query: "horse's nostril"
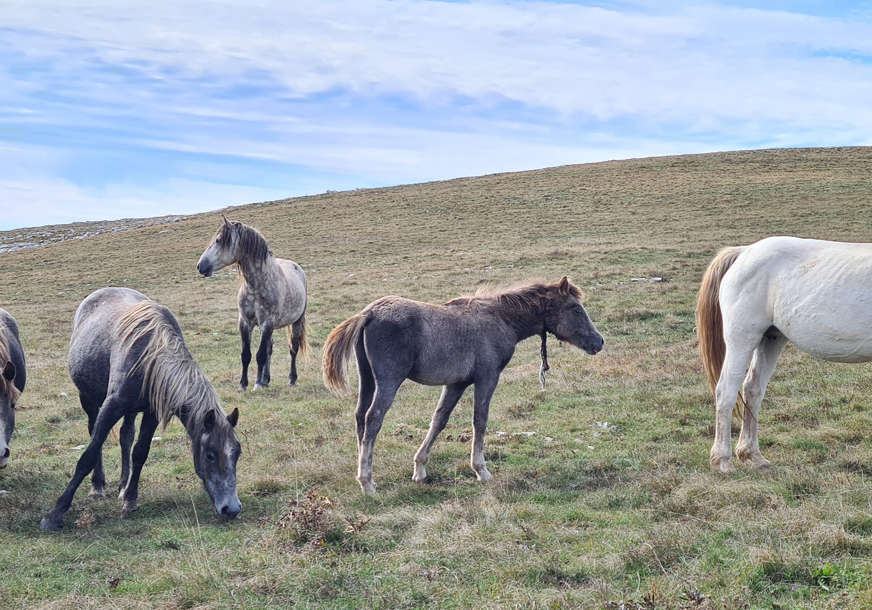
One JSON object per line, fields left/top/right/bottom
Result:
{"left": 220, "top": 504, "right": 241, "bottom": 519}
{"left": 2, "top": 447, "right": 9, "bottom": 458}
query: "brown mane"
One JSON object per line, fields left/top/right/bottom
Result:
{"left": 447, "top": 279, "right": 581, "bottom": 317}
{"left": 0, "top": 326, "right": 20, "bottom": 403}
{"left": 116, "top": 301, "right": 221, "bottom": 429}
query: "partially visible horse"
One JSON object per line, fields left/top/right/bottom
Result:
{"left": 40, "top": 287, "right": 241, "bottom": 531}
{"left": 323, "top": 277, "right": 604, "bottom": 494}
{"left": 0, "top": 308, "right": 26, "bottom": 469}
{"left": 698, "top": 236, "right": 872, "bottom": 473}
{"left": 197, "top": 216, "right": 308, "bottom": 390}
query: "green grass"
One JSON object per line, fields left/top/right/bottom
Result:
{"left": 3, "top": 147, "right": 872, "bottom": 607}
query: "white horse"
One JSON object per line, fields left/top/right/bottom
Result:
{"left": 197, "top": 216, "right": 308, "bottom": 391}
{"left": 697, "top": 236, "right": 872, "bottom": 473}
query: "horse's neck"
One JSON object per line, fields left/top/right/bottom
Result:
{"left": 237, "top": 254, "right": 277, "bottom": 290}
{"left": 492, "top": 302, "right": 545, "bottom": 343}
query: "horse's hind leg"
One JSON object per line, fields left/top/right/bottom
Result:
{"left": 41, "top": 395, "right": 125, "bottom": 531}
{"left": 288, "top": 313, "right": 305, "bottom": 386}
{"left": 239, "top": 317, "right": 252, "bottom": 392}
{"left": 254, "top": 322, "right": 274, "bottom": 390}
{"left": 80, "top": 394, "right": 107, "bottom": 498}
{"left": 117, "top": 413, "right": 136, "bottom": 494}
{"left": 413, "top": 383, "right": 468, "bottom": 483}
{"left": 354, "top": 337, "right": 375, "bottom": 451}
{"left": 470, "top": 376, "right": 499, "bottom": 482}
{"left": 120, "top": 411, "right": 159, "bottom": 517}
{"left": 358, "top": 381, "right": 401, "bottom": 495}
{"left": 711, "top": 337, "right": 758, "bottom": 474}
{"left": 736, "top": 333, "right": 787, "bottom": 469}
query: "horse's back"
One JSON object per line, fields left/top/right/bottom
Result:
{"left": 363, "top": 297, "right": 502, "bottom": 385}
{"left": 723, "top": 236, "right": 872, "bottom": 361}
{"left": 69, "top": 287, "right": 151, "bottom": 399}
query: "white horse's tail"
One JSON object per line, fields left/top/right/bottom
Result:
{"left": 697, "top": 246, "right": 746, "bottom": 417}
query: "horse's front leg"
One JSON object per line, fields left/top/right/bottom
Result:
{"left": 736, "top": 335, "right": 786, "bottom": 469}
{"left": 239, "top": 317, "right": 252, "bottom": 392}
{"left": 120, "top": 411, "right": 159, "bottom": 517}
{"left": 471, "top": 375, "right": 499, "bottom": 482}
{"left": 41, "top": 396, "right": 125, "bottom": 531}
{"left": 254, "top": 322, "right": 274, "bottom": 390}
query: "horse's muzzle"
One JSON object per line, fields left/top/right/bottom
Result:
{"left": 584, "top": 335, "right": 604, "bottom": 355}
{"left": 197, "top": 261, "right": 213, "bottom": 277}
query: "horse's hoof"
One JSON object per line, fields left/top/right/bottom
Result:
{"left": 359, "top": 480, "right": 377, "bottom": 495}
{"left": 751, "top": 456, "right": 771, "bottom": 470}
{"left": 40, "top": 516, "right": 61, "bottom": 532}
{"left": 88, "top": 488, "right": 105, "bottom": 498}
{"left": 237, "top": 385, "right": 247, "bottom": 393}
{"left": 253, "top": 383, "right": 267, "bottom": 391}
{"left": 412, "top": 466, "right": 427, "bottom": 483}
{"left": 288, "top": 378, "right": 297, "bottom": 387}
{"left": 710, "top": 458, "right": 735, "bottom": 474}
{"left": 475, "top": 468, "right": 493, "bottom": 482}
{"left": 121, "top": 501, "right": 138, "bottom": 518}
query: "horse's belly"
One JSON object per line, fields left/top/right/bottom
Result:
{"left": 408, "top": 358, "right": 473, "bottom": 386}
{"left": 778, "top": 314, "right": 872, "bottom": 363}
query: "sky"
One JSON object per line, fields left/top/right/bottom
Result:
{"left": 2, "top": 1, "right": 872, "bottom": 230}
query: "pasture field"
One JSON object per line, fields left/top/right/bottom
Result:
{"left": 2, "top": 147, "right": 872, "bottom": 608}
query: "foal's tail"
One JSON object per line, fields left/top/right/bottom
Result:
{"left": 696, "top": 246, "right": 746, "bottom": 416}
{"left": 322, "top": 312, "right": 367, "bottom": 395}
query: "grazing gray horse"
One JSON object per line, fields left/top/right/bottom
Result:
{"left": 40, "top": 287, "right": 241, "bottom": 531}
{"left": 0, "top": 308, "right": 26, "bottom": 469}
{"left": 323, "top": 277, "right": 604, "bottom": 494}
{"left": 197, "top": 216, "right": 308, "bottom": 390}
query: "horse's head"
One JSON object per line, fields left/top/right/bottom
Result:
{"left": 546, "top": 277, "right": 604, "bottom": 355}
{"left": 190, "top": 406, "right": 242, "bottom": 519}
{"left": 0, "top": 360, "right": 19, "bottom": 468}
{"left": 197, "top": 215, "right": 240, "bottom": 277}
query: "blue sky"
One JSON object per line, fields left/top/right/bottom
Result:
{"left": 2, "top": 1, "right": 872, "bottom": 229}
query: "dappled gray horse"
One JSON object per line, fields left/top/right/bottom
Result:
{"left": 197, "top": 216, "right": 308, "bottom": 390}
{"left": 40, "top": 287, "right": 241, "bottom": 531}
{"left": 323, "top": 277, "right": 604, "bottom": 494}
{"left": 0, "top": 308, "right": 26, "bottom": 469}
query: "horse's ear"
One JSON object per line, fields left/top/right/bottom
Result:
{"left": 204, "top": 409, "right": 216, "bottom": 431}
{"left": 2, "top": 361, "right": 14, "bottom": 382}
{"left": 222, "top": 214, "right": 231, "bottom": 227}
{"left": 558, "top": 276, "right": 570, "bottom": 295}
{"left": 227, "top": 407, "right": 239, "bottom": 428}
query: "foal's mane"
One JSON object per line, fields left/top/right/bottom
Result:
{"left": 116, "top": 301, "right": 220, "bottom": 429}
{"left": 0, "top": 326, "right": 20, "bottom": 403}
{"left": 222, "top": 221, "right": 271, "bottom": 264}
{"left": 448, "top": 279, "right": 581, "bottom": 316}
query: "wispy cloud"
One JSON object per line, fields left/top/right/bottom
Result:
{"left": 2, "top": 1, "right": 872, "bottom": 228}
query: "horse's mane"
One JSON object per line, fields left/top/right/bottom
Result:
{"left": 116, "top": 301, "right": 220, "bottom": 429}
{"left": 447, "top": 279, "right": 581, "bottom": 316}
{"left": 0, "top": 326, "right": 20, "bottom": 404}
{"left": 222, "top": 221, "right": 271, "bottom": 264}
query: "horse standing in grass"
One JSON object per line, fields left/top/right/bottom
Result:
{"left": 197, "top": 216, "right": 308, "bottom": 391}
{"left": 40, "top": 287, "right": 241, "bottom": 531}
{"left": 698, "top": 236, "right": 872, "bottom": 474}
{"left": 323, "top": 277, "right": 604, "bottom": 495}
{"left": 0, "top": 308, "right": 26, "bottom": 469}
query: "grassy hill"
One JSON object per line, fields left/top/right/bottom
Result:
{"left": 2, "top": 146, "right": 872, "bottom": 607}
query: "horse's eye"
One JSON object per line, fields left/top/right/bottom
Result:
{"left": 206, "top": 451, "right": 217, "bottom": 463}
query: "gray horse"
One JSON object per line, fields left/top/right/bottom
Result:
{"left": 323, "top": 277, "right": 604, "bottom": 494}
{"left": 0, "top": 308, "right": 26, "bottom": 469}
{"left": 40, "top": 287, "right": 241, "bottom": 531}
{"left": 197, "top": 216, "right": 308, "bottom": 390}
